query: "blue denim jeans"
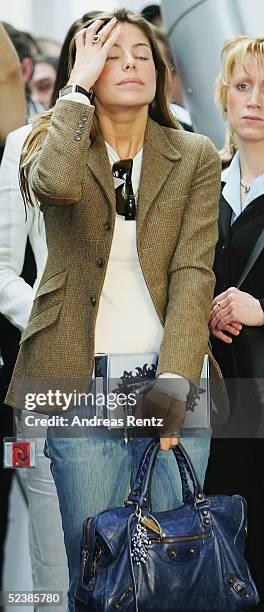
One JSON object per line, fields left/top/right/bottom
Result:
{"left": 44, "top": 408, "right": 210, "bottom": 612}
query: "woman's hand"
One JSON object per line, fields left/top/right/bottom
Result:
{"left": 160, "top": 436, "right": 179, "bottom": 451}
{"left": 68, "top": 18, "right": 122, "bottom": 92}
{"left": 135, "top": 383, "right": 184, "bottom": 451}
{"left": 209, "top": 321, "right": 242, "bottom": 344}
{"left": 210, "top": 287, "right": 264, "bottom": 343}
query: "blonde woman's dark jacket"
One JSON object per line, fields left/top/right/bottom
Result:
{"left": 6, "top": 99, "right": 222, "bottom": 413}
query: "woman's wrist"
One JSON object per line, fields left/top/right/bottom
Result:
{"left": 59, "top": 84, "right": 91, "bottom": 100}
{"left": 67, "top": 74, "right": 94, "bottom": 92}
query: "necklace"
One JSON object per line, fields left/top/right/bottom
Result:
{"left": 240, "top": 180, "right": 251, "bottom": 194}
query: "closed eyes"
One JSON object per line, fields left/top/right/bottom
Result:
{"left": 107, "top": 55, "right": 149, "bottom": 61}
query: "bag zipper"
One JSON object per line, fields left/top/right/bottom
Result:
{"left": 149, "top": 531, "right": 212, "bottom": 543}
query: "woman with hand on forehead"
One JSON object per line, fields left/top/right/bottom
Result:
{"left": 7, "top": 9, "right": 221, "bottom": 610}
{"left": 205, "top": 35, "right": 264, "bottom": 609}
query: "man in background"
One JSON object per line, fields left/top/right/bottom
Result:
{"left": 0, "top": 23, "right": 26, "bottom": 160}
{"left": 3, "top": 23, "right": 45, "bottom": 116}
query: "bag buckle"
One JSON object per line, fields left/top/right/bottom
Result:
{"left": 194, "top": 497, "right": 211, "bottom": 526}
{"left": 194, "top": 496, "right": 211, "bottom": 510}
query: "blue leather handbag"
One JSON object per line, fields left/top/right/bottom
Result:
{"left": 74, "top": 439, "right": 259, "bottom": 611}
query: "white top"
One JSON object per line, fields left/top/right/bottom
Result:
{"left": 0, "top": 124, "right": 47, "bottom": 332}
{"left": 94, "top": 142, "right": 164, "bottom": 354}
{"left": 222, "top": 150, "right": 264, "bottom": 224}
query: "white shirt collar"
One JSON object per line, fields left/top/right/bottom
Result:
{"left": 222, "top": 150, "right": 264, "bottom": 223}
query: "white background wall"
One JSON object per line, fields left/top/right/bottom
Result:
{"left": 0, "top": 0, "right": 155, "bottom": 41}
{"left": 0, "top": 0, "right": 33, "bottom": 31}
{"left": 235, "top": 0, "right": 264, "bottom": 36}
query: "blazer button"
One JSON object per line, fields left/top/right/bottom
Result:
{"left": 104, "top": 221, "right": 111, "bottom": 231}
{"left": 96, "top": 258, "right": 105, "bottom": 268}
{"left": 90, "top": 296, "right": 97, "bottom": 307}
{"left": 221, "top": 245, "right": 226, "bottom": 251}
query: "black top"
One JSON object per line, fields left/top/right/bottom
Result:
{"left": 214, "top": 188, "right": 264, "bottom": 303}
{"left": 212, "top": 187, "right": 264, "bottom": 380}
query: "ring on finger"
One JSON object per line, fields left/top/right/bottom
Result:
{"left": 217, "top": 302, "right": 224, "bottom": 310}
{"left": 93, "top": 34, "right": 101, "bottom": 44}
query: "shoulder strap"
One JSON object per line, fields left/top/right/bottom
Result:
{"left": 236, "top": 228, "right": 264, "bottom": 289}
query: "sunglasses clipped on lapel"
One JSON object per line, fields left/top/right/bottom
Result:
{"left": 112, "top": 159, "right": 136, "bottom": 220}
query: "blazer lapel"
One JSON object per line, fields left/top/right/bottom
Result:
{"left": 219, "top": 189, "right": 232, "bottom": 244}
{"left": 137, "top": 117, "right": 181, "bottom": 230}
{"left": 86, "top": 132, "right": 116, "bottom": 211}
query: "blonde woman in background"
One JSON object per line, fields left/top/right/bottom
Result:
{"left": 205, "top": 35, "right": 264, "bottom": 610}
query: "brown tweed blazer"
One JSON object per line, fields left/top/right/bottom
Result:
{"left": 6, "top": 99, "right": 223, "bottom": 413}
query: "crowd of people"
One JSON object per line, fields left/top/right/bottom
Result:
{"left": 0, "top": 4, "right": 263, "bottom": 612}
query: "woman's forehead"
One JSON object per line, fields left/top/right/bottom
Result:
{"left": 115, "top": 22, "right": 150, "bottom": 45}
{"left": 232, "top": 52, "right": 264, "bottom": 76}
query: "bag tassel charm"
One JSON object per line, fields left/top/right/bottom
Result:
{"left": 131, "top": 507, "right": 150, "bottom": 564}
{"left": 131, "top": 507, "right": 165, "bottom": 564}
